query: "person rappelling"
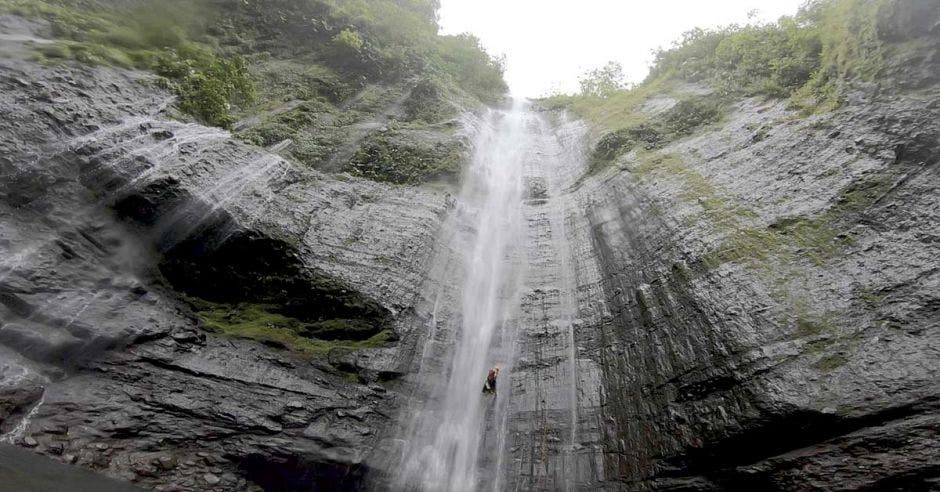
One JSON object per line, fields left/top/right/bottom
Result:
{"left": 481, "top": 366, "right": 500, "bottom": 394}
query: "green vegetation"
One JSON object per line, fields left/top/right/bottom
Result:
{"left": 588, "top": 96, "right": 724, "bottom": 171}
{"left": 187, "top": 298, "right": 395, "bottom": 357}
{"left": 794, "top": 313, "right": 839, "bottom": 338}
{"left": 629, "top": 152, "right": 754, "bottom": 229}
{"left": 705, "top": 176, "right": 890, "bottom": 268}
{"left": 832, "top": 175, "right": 892, "bottom": 212}
{"left": 805, "top": 338, "right": 835, "bottom": 353}
{"left": 578, "top": 61, "right": 627, "bottom": 97}
{"left": 746, "top": 123, "right": 773, "bottom": 142}
{"left": 623, "top": 151, "right": 885, "bottom": 270}
{"left": 630, "top": 152, "right": 684, "bottom": 177}
{"left": 153, "top": 47, "right": 254, "bottom": 128}
{"left": 3, "top": 0, "right": 256, "bottom": 127}
{"left": 3, "top": 0, "right": 507, "bottom": 139}
{"left": 210, "top": 0, "right": 506, "bottom": 102}
{"left": 542, "top": 0, "right": 937, "bottom": 173}
{"left": 249, "top": 60, "right": 352, "bottom": 106}
{"left": 814, "top": 353, "right": 849, "bottom": 370}
{"left": 434, "top": 33, "right": 508, "bottom": 104}
{"left": 403, "top": 78, "right": 456, "bottom": 123}
{"left": 540, "top": 76, "right": 670, "bottom": 141}
{"left": 703, "top": 228, "right": 781, "bottom": 268}
{"left": 646, "top": 0, "right": 933, "bottom": 111}
{"left": 856, "top": 288, "right": 884, "bottom": 307}
{"left": 346, "top": 127, "right": 464, "bottom": 184}
{"left": 788, "top": 310, "right": 851, "bottom": 369}
{"left": 647, "top": 16, "right": 822, "bottom": 101}
{"left": 771, "top": 217, "right": 846, "bottom": 264}
{"left": 237, "top": 100, "right": 357, "bottom": 166}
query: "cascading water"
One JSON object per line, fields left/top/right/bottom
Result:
{"left": 394, "top": 100, "right": 531, "bottom": 491}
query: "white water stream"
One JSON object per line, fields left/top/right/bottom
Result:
{"left": 395, "top": 100, "right": 532, "bottom": 491}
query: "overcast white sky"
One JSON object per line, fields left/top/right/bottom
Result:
{"left": 438, "top": 0, "right": 807, "bottom": 96}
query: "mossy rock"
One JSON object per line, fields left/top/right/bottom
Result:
{"left": 589, "top": 96, "right": 724, "bottom": 172}
{"left": 402, "top": 78, "right": 455, "bottom": 123}
{"left": 189, "top": 299, "right": 395, "bottom": 357}
{"left": 251, "top": 59, "right": 353, "bottom": 104}
{"left": 813, "top": 353, "right": 848, "bottom": 371}
{"left": 346, "top": 127, "right": 465, "bottom": 185}
{"left": 301, "top": 318, "right": 386, "bottom": 341}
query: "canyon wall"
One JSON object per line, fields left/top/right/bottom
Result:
{"left": 1, "top": 5, "right": 938, "bottom": 490}
{"left": 528, "top": 82, "right": 940, "bottom": 490}
{"left": 0, "top": 22, "right": 455, "bottom": 488}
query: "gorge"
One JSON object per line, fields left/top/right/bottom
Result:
{"left": 1, "top": 0, "right": 939, "bottom": 491}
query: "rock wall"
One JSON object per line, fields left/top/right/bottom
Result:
{"left": 497, "top": 113, "right": 608, "bottom": 490}
{"left": 550, "top": 87, "right": 940, "bottom": 489}
{"left": 1, "top": 12, "right": 938, "bottom": 492}
{"left": 0, "top": 38, "right": 453, "bottom": 490}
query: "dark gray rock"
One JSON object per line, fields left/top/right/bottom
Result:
{"left": 0, "top": 19, "right": 454, "bottom": 491}
{"left": 2, "top": 12, "right": 938, "bottom": 492}
{"left": 518, "top": 86, "right": 940, "bottom": 489}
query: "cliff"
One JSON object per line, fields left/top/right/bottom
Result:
{"left": 0, "top": 0, "right": 937, "bottom": 490}
{"left": 526, "top": 0, "right": 940, "bottom": 488}
{"left": 0, "top": 1, "right": 498, "bottom": 488}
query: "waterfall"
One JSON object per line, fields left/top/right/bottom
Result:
{"left": 395, "top": 100, "right": 530, "bottom": 491}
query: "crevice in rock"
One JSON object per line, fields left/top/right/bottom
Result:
{"left": 669, "top": 399, "right": 939, "bottom": 487}
{"left": 135, "top": 356, "right": 336, "bottom": 399}
{"left": 109, "top": 178, "right": 393, "bottom": 347}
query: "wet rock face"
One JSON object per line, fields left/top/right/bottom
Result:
{"left": 0, "top": 35, "right": 450, "bottom": 490}
{"left": 160, "top": 230, "right": 389, "bottom": 328}
{"left": 567, "top": 89, "right": 940, "bottom": 489}
{"left": 1, "top": 15, "right": 938, "bottom": 492}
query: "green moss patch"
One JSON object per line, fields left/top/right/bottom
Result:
{"left": 813, "top": 354, "right": 849, "bottom": 371}
{"left": 856, "top": 288, "right": 884, "bottom": 307}
{"left": 793, "top": 314, "right": 839, "bottom": 338}
{"left": 539, "top": 76, "right": 669, "bottom": 133}
{"left": 346, "top": 127, "right": 464, "bottom": 184}
{"left": 625, "top": 152, "right": 887, "bottom": 271}
{"left": 832, "top": 176, "right": 892, "bottom": 214}
{"left": 2, "top": 0, "right": 256, "bottom": 128}
{"left": 236, "top": 100, "right": 353, "bottom": 166}
{"left": 805, "top": 339, "right": 835, "bottom": 354}
{"left": 402, "top": 78, "right": 456, "bottom": 123}
{"left": 703, "top": 228, "right": 781, "bottom": 269}
{"left": 188, "top": 298, "right": 395, "bottom": 357}
{"left": 628, "top": 152, "right": 756, "bottom": 232}
{"left": 587, "top": 96, "right": 725, "bottom": 173}
{"left": 703, "top": 176, "right": 891, "bottom": 268}
{"left": 249, "top": 60, "right": 352, "bottom": 105}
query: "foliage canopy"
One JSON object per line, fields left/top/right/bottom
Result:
{"left": 547, "top": 0, "right": 938, "bottom": 121}
{"left": 542, "top": 0, "right": 939, "bottom": 172}
{"left": 579, "top": 61, "right": 627, "bottom": 98}
{"left": 2, "top": 0, "right": 507, "bottom": 126}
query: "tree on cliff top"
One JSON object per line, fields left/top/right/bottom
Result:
{"left": 579, "top": 61, "right": 627, "bottom": 98}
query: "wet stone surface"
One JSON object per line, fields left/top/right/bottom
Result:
{"left": 0, "top": 36, "right": 452, "bottom": 490}
{"left": 1, "top": 13, "right": 939, "bottom": 492}
{"left": 558, "top": 87, "right": 940, "bottom": 489}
